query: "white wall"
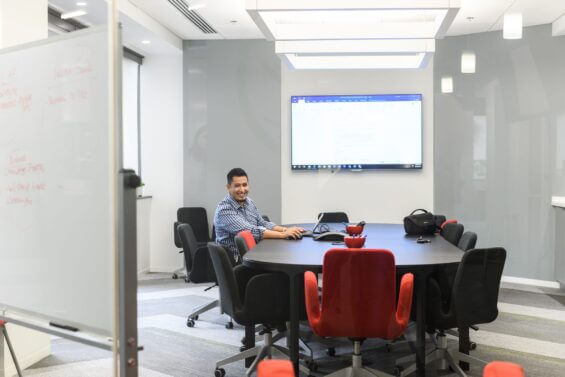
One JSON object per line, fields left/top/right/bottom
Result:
{"left": 140, "top": 54, "right": 184, "bottom": 272}
{"left": 281, "top": 62, "right": 434, "bottom": 224}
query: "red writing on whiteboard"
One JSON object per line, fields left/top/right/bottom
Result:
{"left": 7, "top": 183, "right": 46, "bottom": 192}
{"left": 0, "top": 87, "right": 17, "bottom": 98}
{"left": 48, "top": 89, "right": 88, "bottom": 105}
{"left": 0, "top": 99, "right": 17, "bottom": 110}
{"left": 19, "top": 94, "right": 32, "bottom": 111}
{"left": 6, "top": 197, "right": 33, "bottom": 206}
{"left": 5, "top": 163, "right": 45, "bottom": 176}
{"left": 55, "top": 61, "right": 92, "bottom": 79}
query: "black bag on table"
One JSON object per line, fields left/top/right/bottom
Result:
{"left": 403, "top": 209, "right": 437, "bottom": 235}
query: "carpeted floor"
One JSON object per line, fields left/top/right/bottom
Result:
{"left": 25, "top": 273, "right": 565, "bottom": 377}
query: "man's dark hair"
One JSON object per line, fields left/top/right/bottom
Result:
{"left": 227, "top": 168, "right": 248, "bottom": 185}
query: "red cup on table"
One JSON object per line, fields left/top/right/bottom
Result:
{"left": 344, "top": 236, "right": 366, "bottom": 248}
{"left": 345, "top": 225, "right": 364, "bottom": 236}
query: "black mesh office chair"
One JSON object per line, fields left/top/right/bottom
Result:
{"left": 178, "top": 207, "right": 212, "bottom": 246}
{"left": 178, "top": 224, "right": 232, "bottom": 328}
{"left": 318, "top": 212, "right": 349, "bottom": 223}
{"left": 396, "top": 248, "right": 506, "bottom": 377}
{"left": 441, "top": 222, "right": 464, "bottom": 246}
{"left": 173, "top": 207, "right": 213, "bottom": 281}
{"left": 458, "top": 231, "right": 477, "bottom": 251}
{"left": 172, "top": 221, "right": 189, "bottom": 281}
{"left": 208, "top": 243, "right": 310, "bottom": 377}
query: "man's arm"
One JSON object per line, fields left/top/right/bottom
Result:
{"left": 216, "top": 206, "right": 266, "bottom": 241}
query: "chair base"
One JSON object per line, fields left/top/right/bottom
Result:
{"left": 327, "top": 340, "right": 396, "bottom": 377}
{"left": 187, "top": 299, "right": 235, "bottom": 329}
{"left": 395, "top": 332, "right": 487, "bottom": 377}
{"left": 215, "top": 331, "right": 310, "bottom": 377}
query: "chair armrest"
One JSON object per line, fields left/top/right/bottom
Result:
{"left": 304, "top": 271, "right": 321, "bottom": 328}
{"left": 396, "top": 272, "right": 414, "bottom": 329}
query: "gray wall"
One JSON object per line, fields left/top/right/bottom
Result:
{"left": 183, "top": 40, "right": 281, "bottom": 226}
{"left": 434, "top": 24, "right": 565, "bottom": 280}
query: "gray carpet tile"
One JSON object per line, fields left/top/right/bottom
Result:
{"left": 25, "top": 274, "right": 565, "bottom": 377}
{"left": 499, "top": 288, "right": 565, "bottom": 309}
{"left": 478, "top": 312, "right": 565, "bottom": 344}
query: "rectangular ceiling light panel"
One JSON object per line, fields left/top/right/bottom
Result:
{"left": 276, "top": 39, "right": 435, "bottom": 69}
{"left": 247, "top": 0, "right": 460, "bottom": 40}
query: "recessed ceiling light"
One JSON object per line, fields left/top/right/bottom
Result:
{"left": 247, "top": 1, "right": 460, "bottom": 41}
{"left": 76, "top": 1, "right": 87, "bottom": 6}
{"left": 276, "top": 39, "right": 435, "bottom": 70}
{"left": 61, "top": 10, "right": 87, "bottom": 19}
{"left": 141, "top": 40, "right": 151, "bottom": 44}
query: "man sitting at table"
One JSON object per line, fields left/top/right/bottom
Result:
{"left": 214, "top": 167, "right": 304, "bottom": 265}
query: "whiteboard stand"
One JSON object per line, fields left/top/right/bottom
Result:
{"left": 0, "top": 321, "right": 23, "bottom": 377}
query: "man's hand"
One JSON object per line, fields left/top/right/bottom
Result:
{"left": 282, "top": 226, "right": 304, "bottom": 239}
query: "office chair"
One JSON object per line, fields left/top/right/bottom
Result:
{"left": 177, "top": 207, "right": 212, "bottom": 246}
{"left": 395, "top": 248, "right": 507, "bottom": 377}
{"left": 304, "top": 248, "right": 414, "bottom": 377}
{"left": 178, "top": 224, "right": 230, "bottom": 328}
{"left": 318, "top": 211, "right": 349, "bottom": 223}
{"left": 441, "top": 222, "right": 464, "bottom": 246}
{"left": 0, "top": 320, "right": 23, "bottom": 377}
{"left": 208, "top": 243, "right": 309, "bottom": 377}
{"left": 262, "top": 215, "right": 271, "bottom": 222}
{"left": 458, "top": 231, "right": 477, "bottom": 251}
{"left": 483, "top": 361, "right": 525, "bottom": 377}
{"left": 258, "top": 360, "right": 294, "bottom": 377}
{"left": 172, "top": 221, "right": 189, "bottom": 281}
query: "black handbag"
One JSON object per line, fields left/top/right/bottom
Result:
{"left": 403, "top": 209, "right": 437, "bottom": 235}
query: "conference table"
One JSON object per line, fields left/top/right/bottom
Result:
{"left": 242, "top": 223, "right": 465, "bottom": 377}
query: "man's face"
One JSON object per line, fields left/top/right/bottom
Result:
{"left": 227, "top": 175, "right": 249, "bottom": 203}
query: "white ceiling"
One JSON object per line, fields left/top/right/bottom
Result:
{"left": 128, "top": 0, "right": 565, "bottom": 39}
{"left": 48, "top": 0, "right": 565, "bottom": 56}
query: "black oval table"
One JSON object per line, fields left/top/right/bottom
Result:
{"left": 242, "top": 223, "right": 464, "bottom": 377}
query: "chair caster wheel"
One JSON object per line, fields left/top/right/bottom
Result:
{"left": 239, "top": 345, "right": 248, "bottom": 352}
{"left": 394, "top": 365, "right": 404, "bottom": 377}
{"left": 172, "top": 273, "right": 178, "bottom": 279}
{"left": 327, "top": 347, "right": 336, "bottom": 357}
{"left": 187, "top": 319, "right": 195, "bottom": 327}
{"left": 225, "top": 321, "right": 234, "bottom": 329}
{"left": 306, "top": 361, "right": 318, "bottom": 372}
{"left": 184, "top": 277, "right": 190, "bottom": 283}
{"left": 192, "top": 315, "right": 199, "bottom": 320}
{"left": 214, "top": 368, "right": 226, "bottom": 377}
{"left": 470, "top": 342, "right": 477, "bottom": 350}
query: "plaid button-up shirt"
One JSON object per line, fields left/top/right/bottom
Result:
{"left": 213, "top": 194, "right": 275, "bottom": 263}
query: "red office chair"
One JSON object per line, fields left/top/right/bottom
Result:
{"left": 483, "top": 361, "right": 525, "bottom": 377}
{"left": 258, "top": 360, "right": 294, "bottom": 377}
{"left": 0, "top": 320, "right": 23, "bottom": 377}
{"left": 304, "top": 248, "right": 414, "bottom": 377}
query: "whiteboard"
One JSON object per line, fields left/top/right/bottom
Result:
{"left": 0, "top": 27, "right": 114, "bottom": 336}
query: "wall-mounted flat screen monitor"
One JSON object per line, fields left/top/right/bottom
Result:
{"left": 291, "top": 94, "right": 422, "bottom": 170}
